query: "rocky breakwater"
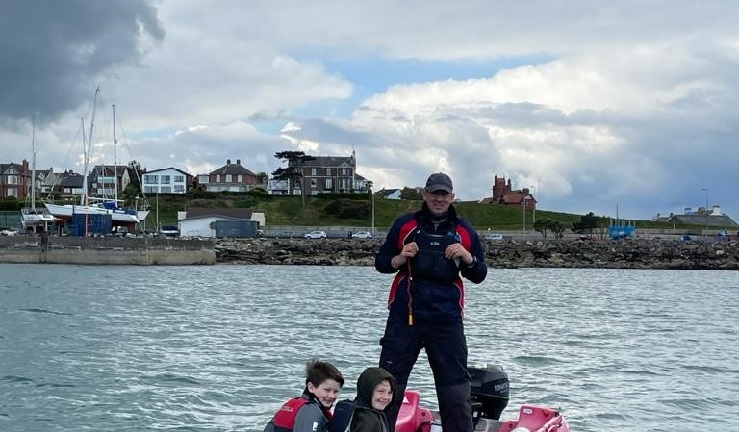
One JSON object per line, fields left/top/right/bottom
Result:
{"left": 216, "top": 238, "right": 739, "bottom": 269}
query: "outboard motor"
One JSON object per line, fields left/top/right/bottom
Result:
{"left": 469, "top": 364, "right": 509, "bottom": 421}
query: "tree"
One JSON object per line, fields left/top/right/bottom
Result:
{"left": 256, "top": 171, "right": 268, "bottom": 184}
{"left": 400, "top": 187, "right": 422, "bottom": 200}
{"left": 572, "top": 212, "right": 602, "bottom": 234}
{"left": 533, "top": 218, "right": 552, "bottom": 238}
{"left": 121, "top": 160, "right": 145, "bottom": 207}
{"left": 272, "top": 151, "right": 316, "bottom": 208}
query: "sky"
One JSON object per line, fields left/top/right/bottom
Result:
{"left": 1, "top": 0, "right": 738, "bottom": 221}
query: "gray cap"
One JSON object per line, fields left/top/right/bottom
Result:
{"left": 425, "top": 172, "right": 453, "bottom": 193}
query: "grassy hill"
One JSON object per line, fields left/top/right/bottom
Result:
{"left": 145, "top": 192, "right": 707, "bottom": 231}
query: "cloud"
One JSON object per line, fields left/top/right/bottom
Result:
{"left": 2, "top": 0, "right": 739, "bottom": 221}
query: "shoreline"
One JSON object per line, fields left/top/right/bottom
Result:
{"left": 1, "top": 236, "right": 737, "bottom": 269}
{"left": 216, "top": 237, "right": 739, "bottom": 270}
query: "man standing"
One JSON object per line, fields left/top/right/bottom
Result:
{"left": 374, "top": 172, "right": 487, "bottom": 432}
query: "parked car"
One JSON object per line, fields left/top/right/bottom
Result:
{"left": 160, "top": 225, "right": 179, "bottom": 237}
{"left": 485, "top": 233, "right": 504, "bottom": 241}
{"left": 352, "top": 231, "right": 372, "bottom": 239}
{"left": 304, "top": 230, "right": 327, "bottom": 239}
{"left": 0, "top": 227, "right": 19, "bottom": 236}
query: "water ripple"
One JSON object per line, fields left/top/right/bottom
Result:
{"left": 1, "top": 265, "right": 738, "bottom": 431}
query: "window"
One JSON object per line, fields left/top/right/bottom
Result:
{"left": 325, "top": 178, "right": 333, "bottom": 189}
{"left": 237, "top": 175, "right": 242, "bottom": 182}
{"left": 174, "top": 175, "right": 185, "bottom": 183}
{"left": 174, "top": 185, "right": 185, "bottom": 193}
{"left": 6, "top": 175, "right": 19, "bottom": 184}
{"left": 161, "top": 187, "right": 172, "bottom": 193}
{"left": 144, "top": 175, "right": 157, "bottom": 184}
{"left": 326, "top": 168, "right": 331, "bottom": 175}
{"left": 161, "top": 175, "right": 171, "bottom": 185}
{"left": 197, "top": 175, "right": 209, "bottom": 184}
{"left": 311, "top": 168, "right": 317, "bottom": 176}
{"left": 226, "top": 174, "right": 232, "bottom": 182}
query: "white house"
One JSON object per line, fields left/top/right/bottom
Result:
{"left": 142, "top": 168, "right": 192, "bottom": 194}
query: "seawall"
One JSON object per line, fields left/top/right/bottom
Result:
{"left": 0, "top": 236, "right": 216, "bottom": 265}
{"left": 216, "top": 237, "right": 739, "bottom": 270}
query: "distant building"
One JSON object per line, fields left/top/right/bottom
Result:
{"left": 657, "top": 205, "right": 738, "bottom": 228}
{"left": 142, "top": 167, "right": 192, "bottom": 194}
{"left": 89, "top": 165, "right": 131, "bottom": 197}
{"left": 177, "top": 207, "right": 265, "bottom": 238}
{"left": 196, "top": 159, "right": 260, "bottom": 192}
{"left": 0, "top": 160, "right": 29, "bottom": 199}
{"left": 286, "top": 151, "right": 370, "bottom": 194}
{"left": 481, "top": 175, "right": 536, "bottom": 210}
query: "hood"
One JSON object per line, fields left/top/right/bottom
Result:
{"left": 356, "top": 367, "right": 396, "bottom": 410}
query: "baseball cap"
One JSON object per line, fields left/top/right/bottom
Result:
{"left": 425, "top": 172, "right": 453, "bottom": 193}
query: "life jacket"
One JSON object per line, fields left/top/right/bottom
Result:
{"left": 271, "top": 397, "right": 312, "bottom": 432}
{"left": 408, "top": 227, "right": 461, "bottom": 283}
{"left": 329, "top": 399, "right": 357, "bottom": 432}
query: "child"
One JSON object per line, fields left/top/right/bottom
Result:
{"left": 333, "top": 367, "right": 396, "bottom": 432}
{"left": 264, "top": 360, "right": 345, "bottom": 432}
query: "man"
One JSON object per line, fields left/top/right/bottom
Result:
{"left": 374, "top": 172, "right": 488, "bottom": 432}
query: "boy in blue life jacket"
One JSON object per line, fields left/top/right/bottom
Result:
{"left": 332, "top": 367, "right": 396, "bottom": 432}
{"left": 264, "top": 360, "right": 345, "bottom": 432}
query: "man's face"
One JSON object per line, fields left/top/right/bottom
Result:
{"left": 307, "top": 379, "right": 342, "bottom": 408}
{"left": 423, "top": 190, "right": 454, "bottom": 216}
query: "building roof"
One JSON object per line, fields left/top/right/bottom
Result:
{"left": 185, "top": 207, "right": 253, "bottom": 220}
{"left": 145, "top": 167, "right": 192, "bottom": 176}
{"left": 210, "top": 159, "right": 256, "bottom": 176}
{"left": 668, "top": 213, "right": 738, "bottom": 228}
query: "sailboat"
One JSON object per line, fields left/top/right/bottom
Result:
{"left": 87, "top": 104, "right": 150, "bottom": 224}
{"left": 43, "top": 88, "right": 141, "bottom": 230}
{"left": 21, "top": 121, "right": 56, "bottom": 233}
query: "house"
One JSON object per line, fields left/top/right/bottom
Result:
{"left": 0, "top": 160, "right": 29, "bottom": 199}
{"left": 286, "top": 150, "right": 370, "bottom": 195}
{"left": 58, "top": 171, "right": 85, "bottom": 197}
{"left": 481, "top": 175, "right": 536, "bottom": 209}
{"left": 142, "top": 167, "right": 192, "bottom": 194}
{"left": 196, "top": 159, "right": 260, "bottom": 193}
{"left": 377, "top": 188, "right": 403, "bottom": 200}
{"left": 177, "top": 207, "right": 266, "bottom": 238}
{"left": 89, "top": 165, "right": 131, "bottom": 197}
{"left": 658, "top": 205, "right": 738, "bottom": 228}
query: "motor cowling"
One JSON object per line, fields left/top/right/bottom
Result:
{"left": 469, "top": 364, "right": 509, "bottom": 421}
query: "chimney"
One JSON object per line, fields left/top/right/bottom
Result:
{"left": 236, "top": 159, "right": 241, "bottom": 165}
{"left": 226, "top": 159, "right": 231, "bottom": 165}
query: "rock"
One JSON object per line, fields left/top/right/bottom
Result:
{"left": 215, "top": 238, "right": 739, "bottom": 269}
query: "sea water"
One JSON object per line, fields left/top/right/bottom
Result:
{"left": 1, "top": 264, "right": 737, "bottom": 431}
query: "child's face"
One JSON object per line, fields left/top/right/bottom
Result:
{"left": 307, "top": 378, "right": 342, "bottom": 408}
{"left": 371, "top": 380, "right": 394, "bottom": 411}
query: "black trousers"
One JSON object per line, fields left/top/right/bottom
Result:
{"left": 379, "top": 313, "right": 472, "bottom": 432}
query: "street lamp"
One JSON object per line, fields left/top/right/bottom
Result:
{"left": 522, "top": 195, "right": 528, "bottom": 236}
{"left": 369, "top": 182, "right": 375, "bottom": 235}
{"left": 702, "top": 188, "right": 708, "bottom": 236}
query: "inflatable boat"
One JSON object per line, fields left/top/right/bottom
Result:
{"left": 395, "top": 364, "right": 570, "bottom": 432}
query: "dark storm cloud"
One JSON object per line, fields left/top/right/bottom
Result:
{"left": 0, "top": 0, "right": 163, "bottom": 125}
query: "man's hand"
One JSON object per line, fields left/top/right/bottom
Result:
{"left": 445, "top": 243, "right": 473, "bottom": 265}
{"left": 392, "top": 242, "right": 419, "bottom": 269}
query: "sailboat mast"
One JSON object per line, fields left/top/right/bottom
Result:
{"left": 113, "top": 104, "right": 118, "bottom": 203}
{"left": 31, "top": 120, "right": 37, "bottom": 211}
{"left": 81, "top": 87, "right": 100, "bottom": 206}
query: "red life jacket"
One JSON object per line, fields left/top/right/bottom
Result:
{"left": 272, "top": 397, "right": 311, "bottom": 432}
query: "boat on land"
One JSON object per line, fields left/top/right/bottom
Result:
{"left": 21, "top": 120, "right": 56, "bottom": 233}
{"left": 43, "top": 88, "right": 143, "bottom": 231}
{"left": 396, "top": 364, "right": 570, "bottom": 432}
